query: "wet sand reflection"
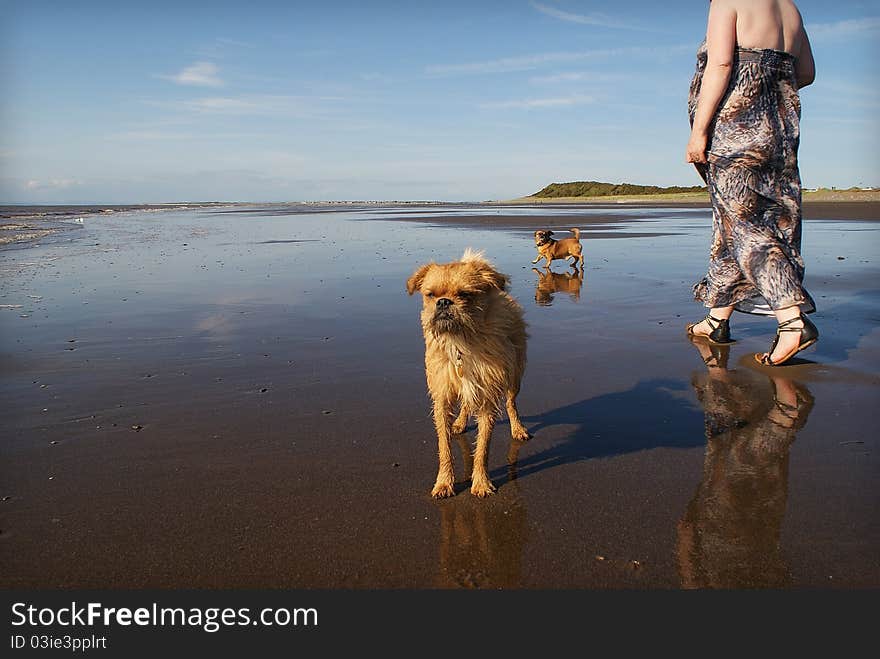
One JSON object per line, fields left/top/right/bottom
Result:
{"left": 677, "top": 339, "right": 815, "bottom": 589}
{"left": 435, "top": 437, "right": 528, "bottom": 588}
{"left": 532, "top": 267, "right": 584, "bottom": 306}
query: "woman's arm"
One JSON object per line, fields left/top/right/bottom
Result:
{"left": 795, "top": 27, "right": 815, "bottom": 88}
{"left": 686, "top": 0, "right": 737, "bottom": 164}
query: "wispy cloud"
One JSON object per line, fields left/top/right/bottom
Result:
{"left": 107, "top": 130, "right": 262, "bottom": 142}
{"left": 807, "top": 16, "right": 880, "bottom": 40}
{"left": 530, "top": 1, "right": 648, "bottom": 31}
{"left": 215, "top": 37, "right": 255, "bottom": 49}
{"left": 427, "top": 46, "right": 684, "bottom": 76}
{"left": 157, "top": 61, "right": 224, "bottom": 87}
{"left": 147, "top": 94, "right": 346, "bottom": 117}
{"left": 24, "top": 178, "right": 83, "bottom": 190}
{"left": 530, "top": 71, "right": 628, "bottom": 84}
{"left": 360, "top": 72, "right": 395, "bottom": 83}
{"left": 479, "top": 94, "right": 595, "bottom": 110}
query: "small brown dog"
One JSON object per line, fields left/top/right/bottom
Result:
{"left": 532, "top": 228, "right": 584, "bottom": 269}
{"left": 407, "top": 249, "right": 531, "bottom": 498}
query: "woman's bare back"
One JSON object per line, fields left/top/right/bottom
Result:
{"left": 710, "top": 0, "right": 814, "bottom": 87}
{"left": 728, "top": 0, "right": 805, "bottom": 55}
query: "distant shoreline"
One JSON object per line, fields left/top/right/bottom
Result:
{"left": 498, "top": 188, "right": 880, "bottom": 205}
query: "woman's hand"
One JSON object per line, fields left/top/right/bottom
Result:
{"left": 686, "top": 130, "right": 709, "bottom": 164}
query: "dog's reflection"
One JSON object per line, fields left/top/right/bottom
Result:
{"left": 532, "top": 267, "right": 584, "bottom": 306}
{"left": 677, "top": 339, "right": 814, "bottom": 589}
{"left": 435, "top": 436, "right": 528, "bottom": 588}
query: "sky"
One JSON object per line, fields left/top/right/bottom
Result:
{"left": 1, "top": 0, "right": 878, "bottom": 203}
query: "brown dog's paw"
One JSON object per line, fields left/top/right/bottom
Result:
{"left": 470, "top": 479, "right": 496, "bottom": 498}
{"left": 451, "top": 420, "right": 467, "bottom": 434}
{"left": 431, "top": 482, "right": 455, "bottom": 499}
{"left": 511, "top": 427, "right": 532, "bottom": 442}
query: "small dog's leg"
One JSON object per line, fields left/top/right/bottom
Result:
{"left": 470, "top": 411, "right": 497, "bottom": 497}
{"left": 531, "top": 255, "right": 541, "bottom": 264}
{"left": 431, "top": 398, "right": 455, "bottom": 498}
{"left": 544, "top": 257, "right": 553, "bottom": 269}
{"left": 506, "top": 390, "right": 532, "bottom": 441}
{"left": 579, "top": 254, "right": 585, "bottom": 269}
{"left": 451, "top": 403, "right": 469, "bottom": 434}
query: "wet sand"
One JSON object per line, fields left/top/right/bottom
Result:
{"left": 1, "top": 202, "right": 878, "bottom": 588}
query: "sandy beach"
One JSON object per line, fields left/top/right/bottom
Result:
{"left": 1, "top": 201, "right": 878, "bottom": 589}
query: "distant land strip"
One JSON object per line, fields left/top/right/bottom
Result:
{"left": 504, "top": 181, "right": 879, "bottom": 205}
{"left": 531, "top": 181, "right": 707, "bottom": 198}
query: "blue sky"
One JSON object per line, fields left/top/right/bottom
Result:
{"left": 1, "top": 0, "right": 878, "bottom": 203}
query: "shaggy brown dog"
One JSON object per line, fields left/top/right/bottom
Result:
{"left": 406, "top": 249, "right": 530, "bottom": 498}
{"left": 531, "top": 228, "right": 584, "bottom": 269}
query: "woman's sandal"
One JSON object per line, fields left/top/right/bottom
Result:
{"left": 686, "top": 313, "right": 735, "bottom": 345}
{"left": 769, "top": 398, "right": 800, "bottom": 429}
{"left": 754, "top": 313, "right": 819, "bottom": 366}
{"left": 768, "top": 380, "right": 815, "bottom": 430}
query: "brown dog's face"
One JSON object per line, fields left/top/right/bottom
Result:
{"left": 534, "top": 230, "right": 554, "bottom": 246}
{"left": 407, "top": 252, "right": 508, "bottom": 335}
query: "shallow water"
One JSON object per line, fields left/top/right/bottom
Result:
{"left": 1, "top": 204, "right": 877, "bottom": 588}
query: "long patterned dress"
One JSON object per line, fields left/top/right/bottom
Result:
{"left": 688, "top": 42, "right": 815, "bottom": 315}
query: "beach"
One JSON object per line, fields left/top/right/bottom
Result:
{"left": 1, "top": 201, "right": 878, "bottom": 589}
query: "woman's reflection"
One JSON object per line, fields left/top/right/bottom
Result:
{"left": 677, "top": 338, "right": 814, "bottom": 588}
{"left": 532, "top": 267, "right": 584, "bottom": 306}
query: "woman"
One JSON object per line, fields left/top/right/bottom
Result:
{"left": 685, "top": 0, "right": 818, "bottom": 366}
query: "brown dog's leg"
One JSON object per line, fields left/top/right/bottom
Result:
{"left": 506, "top": 390, "right": 531, "bottom": 441}
{"left": 470, "top": 411, "right": 497, "bottom": 497}
{"left": 451, "top": 403, "right": 469, "bottom": 434}
{"left": 431, "top": 397, "right": 455, "bottom": 498}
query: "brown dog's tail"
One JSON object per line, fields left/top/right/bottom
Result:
{"left": 570, "top": 228, "right": 580, "bottom": 239}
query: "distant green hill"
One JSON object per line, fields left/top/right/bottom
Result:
{"left": 531, "top": 181, "right": 707, "bottom": 198}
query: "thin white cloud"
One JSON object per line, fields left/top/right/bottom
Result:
{"left": 480, "top": 95, "right": 595, "bottom": 110}
{"left": 807, "top": 16, "right": 880, "bottom": 40}
{"left": 107, "top": 130, "right": 263, "bottom": 142}
{"left": 215, "top": 37, "right": 255, "bottom": 49}
{"left": 146, "top": 94, "right": 346, "bottom": 117}
{"left": 183, "top": 97, "right": 261, "bottom": 113}
{"left": 360, "top": 72, "right": 395, "bottom": 83}
{"left": 158, "top": 61, "right": 224, "bottom": 87}
{"left": 24, "top": 178, "right": 82, "bottom": 190}
{"left": 530, "top": 1, "right": 648, "bottom": 30}
{"left": 530, "top": 71, "right": 628, "bottom": 84}
{"left": 427, "top": 46, "right": 683, "bottom": 76}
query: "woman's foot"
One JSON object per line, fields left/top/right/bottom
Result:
{"left": 764, "top": 319, "right": 803, "bottom": 363}
{"left": 755, "top": 314, "right": 819, "bottom": 366}
{"left": 686, "top": 312, "right": 735, "bottom": 345}
{"left": 687, "top": 317, "right": 714, "bottom": 338}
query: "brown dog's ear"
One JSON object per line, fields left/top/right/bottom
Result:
{"left": 406, "top": 263, "right": 432, "bottom": 295}
{"left": 547, "top": 230, "right": 554, "bottom": 236}
{"left": 473, "top": 263, "right": 509, "bottom": 292}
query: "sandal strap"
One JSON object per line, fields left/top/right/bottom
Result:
{"left": 777, "top": 314, "right": 805, "bottom": 330}
{"left": 774, "top": 397, "right": 799, "bottom": 417}
{"left": 705, "top": 314, "right": 727, "bottom": 329}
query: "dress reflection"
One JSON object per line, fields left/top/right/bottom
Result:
{"left": 532, "top": 267, "right": 584, "bottom": 306}
{"left": 677, "top": 338, "right": 814, "bottom": 588}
